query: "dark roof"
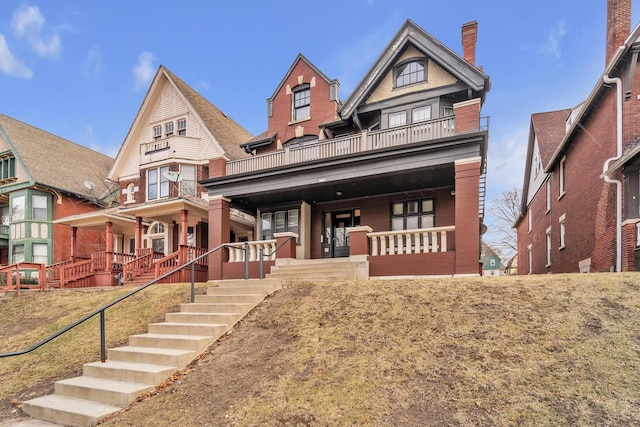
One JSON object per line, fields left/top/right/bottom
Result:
{"left": 240, "top": 131, "right": 276, "bottom": 153}
{"left": 267, "top": 54, "right": 338, "bottom": 103}
{"left": 339, "top": 19, "right": 489, "bottom": 119}
{"left": 0, "top": 114, "right": 114, "bottom": 197}
{"left": 162, "top": 67, "right": 252, "bottom": 160}
{"left": 531, "top": 108, "right": 572, "bottom": 167}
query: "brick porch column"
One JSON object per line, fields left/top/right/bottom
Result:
{"left": 208, "top": 195, "right": 230, "bottom": 280}
{"left": 346, "top": 226, "right": 372, "bottom": 256}
{"left": 105, "top": 221, "right": 113, "bottom": 271}
{"left": 455, "top": 157, "right": 481, "bottom": 276}
{"left": 273, "top": 232, "right": 298, "bottom": 259}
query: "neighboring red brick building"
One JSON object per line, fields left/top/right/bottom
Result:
{"left": 516, "top": 0, "right": 640, "bottom": 273}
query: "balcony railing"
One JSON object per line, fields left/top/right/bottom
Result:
{"left": 368, "top": 226, "right": 455, "bottom": 256}
{"left": 227, "top": 116, "right": 457, "bottom": 175}
{"left": 226, "top": 240, "right": 277, "bottom": 262}
{"left": 140, "top": 135, "right": 199, "bottom": 165}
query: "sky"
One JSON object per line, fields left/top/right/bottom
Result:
{"left": 1, "top": 0, "right": 639, "bottom": 255}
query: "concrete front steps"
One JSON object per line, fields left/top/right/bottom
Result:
{"left": 267, "top": 257, "right": 369, "bottom": 281}
{"left": 21, "top": 279, "right": 280, "bottom": 427}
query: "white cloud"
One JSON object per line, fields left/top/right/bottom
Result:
{"left": 539, "top": 20, "right": 567, "bottom": 59}
{"left": 11, "top": 4, "right": 62, "bottom": 59}
{"left": 0, "top": 33, "right": 33, "bottom": 78}
{"left": 133, "top": 51, "right": 156, "bottom": 90}
{"left": 82, "top": 46, "right": 102, "bottom": 77}
{"left": 486, "top": 125, "right": 530, "bottom": 200}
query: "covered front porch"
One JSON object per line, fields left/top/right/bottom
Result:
{"left": 51, "top": 197, "right": 218, "bottom": 287}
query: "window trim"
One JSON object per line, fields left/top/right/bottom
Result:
{"left": 33, "top": 242, "right": 48, "bottom": 264}
{"left": 261, "top": 208, "right": 300, "bottom": 243}
{"left": 153, "top": 125, "right": 162, "bottom": 141}
{"left": 390, "top": 198, "right": 435, "bottom": 231}
{"left": 165, "top": 122, "right": 174, "bottom": 137}
{"left": 394, "top": 58, "right": 427, "bottom": 88}
{"left": 545, "top": 179, "right": 551, "bottom": 214}
{"left": 559, "top": 213, "right": 566, "bottom": 250}
{"left": 411, "top": 105, "right": 432, "bottom": 123}
{"left": 32, "top": 194, "right": 48, "bottom": 221}
{"left": 177, "top": 118, "right": 187, "bottom": 136}
{"left": 292, "top": 85, "right": 311, "bottom": 122}
{"left": 388, "top": 111, "right": 407, "bottom": 128}
{"left": 546, "top": 226, "right": 552, "bottom": 267}
{"left": 559, "top": 156, "right": 566, "bottom": 198}
{"left": 146, "top": 166, "right": 170, "bottom": 201}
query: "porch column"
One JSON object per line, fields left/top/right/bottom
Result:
{"left": 208, "top": 195, "right": 231, "bottom": 280}
{"left": 70, "top": 227, "right": 77, "bottom": 262}
{"left": 346, "top": 226, "right": 372, "bottom": 256}
{"left": 454, "top": 157, "right": 481, "bottom": 276}
{"left": 180, "top": 209, "right": 189, "bottom": 264}
{"left": 273, "top": 232, "right": 298, "bottom": 259}
{"left": 135, "top": 216, "right": 143, "bottom": 253}
{"left": 105, "top": 221, "right": 113, "bottom": 271}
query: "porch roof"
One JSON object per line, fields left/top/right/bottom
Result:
{"left": 117, "top": 196, "right": 209, "bottom": 226}
{"left": 53, "top": 208, "right": 146, "bottom": 234}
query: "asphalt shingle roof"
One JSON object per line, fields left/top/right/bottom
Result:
{"left": 531, "top": 108, "right": 572, "bottom": 167}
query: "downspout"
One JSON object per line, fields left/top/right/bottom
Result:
{"left": 602, "top": 73, "right": 622, "bottom": 272}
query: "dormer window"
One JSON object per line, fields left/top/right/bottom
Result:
{"left": 153, "top": 125, "right": 162, "bottom": 141}
{"left": 165, "top": 122, "right": 174, "bottom": 137}
{"left": 293, "top": 85, "right": 310, "bottom": 121}
{"left": 395, "top": 58, "right": 426, "bottom": 87}
{"left": 177, "top": 118, "right": 186, "bottom": 136}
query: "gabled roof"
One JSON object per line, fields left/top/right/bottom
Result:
{"left": 0, "top": 114, "right": 114, "bottom": 197}
{"left": 110, "top": 66, "right": 252, "bottom": 179}
{"left": 339, "top": 19, "right": 489, "bottom": 119}
{"left": 531, "top": 108, "right": 572, "bottom": 167}
{"left": 164, "top": 68, "right": 252, "bottom": 160}
{"left": 267, "top": 54, "right": 338, "bottom": 103}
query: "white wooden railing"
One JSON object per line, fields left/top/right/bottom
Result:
{"left": 226, "top": 240, "right": 277, "bottom": 262}
{"left": 368, "top": 226, "right": 455, "bottom": 256}
{"left": 226, "top": 116, "right": 456, "bottom": 175}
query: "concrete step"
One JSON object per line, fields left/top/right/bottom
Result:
{"left": 205, "top": 285, "right": 273, "bottom": 295}
{"left": 83, "top": 360, "right": 175, "bottom": 386}
{"left": 54, "top": 376, "right": 153, "bottom": 407}
{"left": 148, "top": 321, "right": 228, "bottom": 337}
{"left": 107, "top": 346, "right": 195, "bottom": 369}
{"left": 128, "top": 333, "right": 213, "bottom": 352}
{"left": 179, "top": 302, "right": 254, "bottom": 314}
{"left": 193, "top": 293, "right": 264, "bottom": 304}
{"left": 22, "top": 394, "right": 121, "bottom": 427}
{"left": 165, "top": 312, "right": 242, "bottom": 325}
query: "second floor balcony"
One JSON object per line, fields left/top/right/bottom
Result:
{"left": 227, "top": 116, "right": 489, "bottom": 176}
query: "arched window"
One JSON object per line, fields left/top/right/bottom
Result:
{"left": 395, "top": 58, "right": 426, "bottom": 87}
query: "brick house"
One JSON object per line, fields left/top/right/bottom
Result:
{"left": 0, "top": 114, "right": 113, "bottom": 273}
{"left": 516, "top": 0, "right": 640, "bottom": 274}
{"left": 202, "top": 19, "right": 491, "bottom": 279}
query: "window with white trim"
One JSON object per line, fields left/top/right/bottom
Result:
{"left": 559, "top": 214, "right": 566, "bottom": 249}
{"left": 180, "top": 164, "right": 196, "bottom": 196}
{"left": 293, "top": 86, "right": 310, "bottom": 121}
{"left": 546, "top": 227, "right": 552, "bottom": 267}
{"left": 177, "top": 118, "right": 187, "bottom": 136}
{"left": 153, "top": 125, "right": 162, "bottom": 141}
{"left": 546, "top": 180, "right": 551, "bottom": 213}
{"left": 389, "top": 111, "right": 407, "bottom": 128}
{"left": 32, "top": 195, "right": 47, "bottom": 220}
{"left": 165, "top": 122, "right": 174, "bottom": 137}
{"left": 12, "top": 244, "right": 24, "bottom": 264}
{"left": 528, "top": 212, "right": 532, "bottom": 233}
{"left": 559, "top": 156, "right": 566, "bottom": 197}
{"left": 147, "top": 166, "right": 170, "bottom": 200}
{"left": 33, "top": 243, "right": 48, "bottom": 264}
{"left": 528, "top": 244, "right": 533, "bottom": 275}
{"left": 412, "top": 106, "right": 432, "bottom": 123}
{"left": 11, "top": 195, "right": 24, "bottom": 221}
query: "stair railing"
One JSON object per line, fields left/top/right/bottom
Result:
{"left": 0, "top": 244, "right": 230, "bottom": 363}
{"left": 258, "top": 235, "right": 296, "bottom": 279}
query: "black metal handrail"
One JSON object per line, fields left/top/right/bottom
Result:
{"left": 258, "top": 235, "right": 297, "bottom": 279}
{"left": 0, "top": 244, "right": 241, "bottom": 361}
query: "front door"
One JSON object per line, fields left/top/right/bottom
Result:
{"left": 321, "top": 209, "right": 360, "bottom": 258}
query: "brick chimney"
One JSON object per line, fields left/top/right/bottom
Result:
{"left": 462, "top": 21, "right": 478, "bottom": 66}
{"left": 606, "top": 0, "right": 631, "bottom": 64}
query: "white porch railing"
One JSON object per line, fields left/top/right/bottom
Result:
{"left": 368, "top": 226, "right": 455, "bottom": 256}
{"left": 226, "top": 116, "right": 456, "bottom": 175}
{"left": 226, "top": 240, "right": 277, "bottom": 262}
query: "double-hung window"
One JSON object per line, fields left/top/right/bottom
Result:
{"left": 153, "top": 125, "right": 162, "bottom": 141}
{"left": 11, "top": 195, "right": 25, "bottom": 221}
{"left": 179, "top": 164, "right": 196, "bottom": 196}
{"left": 559, "top": 213, "right": 566, "bottom": 249}
{"left": 412, "top": 106, "right": 431, "bottom": 123}
{"left": 33, "top": 243, "right": 48, "bottom": 264}
{"left": 391, "top": 199, "right": 434, "bottom": 231}
{"left": 147, "top": 166, "right": 170, "bottom": 200}
{"left": 0, "top": 155, "right": 16, "bottom": 180}
{"left": 559, "top": 156, "right": 566, "bottom": 197}
{"left": 293, "top": 86, "right": 310, "bottom": 121}
{"left": 546, "top": 227, "right": 552, "bottom": 267}
{"left": 165, "top": 122, "right": 174, "bottom": 137}
{"left": 177, "top": 119, "right": 187, "bottom": 136}
{"left": 32, "top": 195, "right": 48, "bottom": 220}
{"left": 389, "top": 111, "right": 407, "bottom": 128}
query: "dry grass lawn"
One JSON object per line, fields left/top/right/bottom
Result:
{"left": 1, "top": 274, "right": 640, "bottom": 426}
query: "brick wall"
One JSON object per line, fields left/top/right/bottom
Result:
{"left": 208, "top": 197, "right": 230, "bottom": 280}
{"left": 53, "top": 194, "right": 106, "bottom": 262}
{"left": 453, "top": 99, "right": 481, "bottom": 133}
{"left": 263, "top": 59, "right": 338, "bottom": 153}
{"left": 454, "top": 158, "right": 480, "bottom": 274}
